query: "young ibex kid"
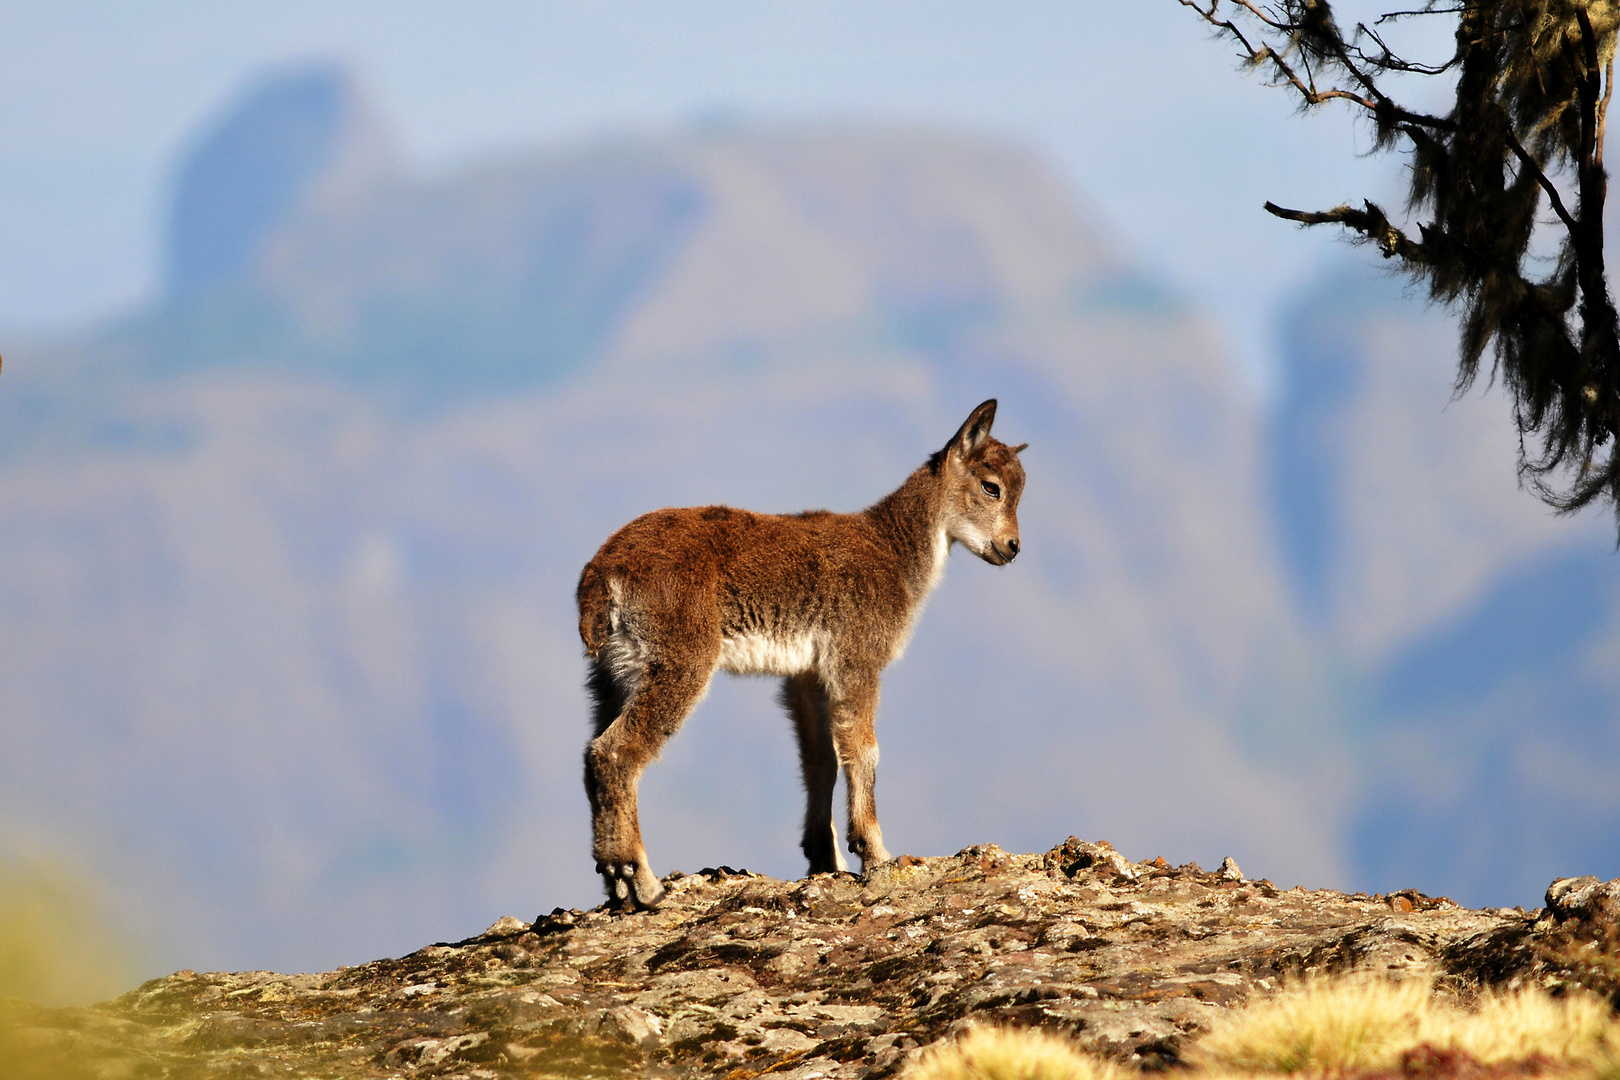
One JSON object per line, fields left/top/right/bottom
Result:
{"left": 576, "top": 399, "right": 1026, "bottom": 909}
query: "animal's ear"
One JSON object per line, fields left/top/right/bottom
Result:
{"left": 949, "top": 399, "right": 997, "bottom": 458}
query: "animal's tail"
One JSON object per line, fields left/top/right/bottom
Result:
{"left": 576, "top": 561, "right": 614, "bottom": 658}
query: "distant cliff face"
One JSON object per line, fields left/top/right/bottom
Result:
{"left": 166, "top": 62, "right": 397, "bottom": 301}
{"left": 1270, "top": 263, "right": 1620, "bottom": 908}
{"left": 151, "top": 98, "right": 1123, "bottom": 397}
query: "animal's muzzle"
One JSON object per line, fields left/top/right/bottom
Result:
{"left": 989, "top": 539, "right": 1019, "bottom": 564}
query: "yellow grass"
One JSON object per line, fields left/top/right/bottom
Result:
{"left": 1195, "top": 971, "right": 1620, "bottom": 1074}
{"left": 904, "top": 1025, "right": 1125, "bottom": 1080}
{"left": 908, "top": 975, "right": 1620, "bottom": 1080}
{"left": 1195, "top": 972, "right": 1436, "bottom": 1073}
{"left": 1458, "top": 986, "right": 1620, "bottom": 1065}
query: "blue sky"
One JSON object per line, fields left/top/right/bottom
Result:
{"left": 0, "top": 2, "right": 1454, "bottom": 395}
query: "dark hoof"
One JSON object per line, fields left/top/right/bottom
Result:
{"left": 802, "top": 848, "right": 839, "bottom": 875}
{"left": 598, "top": 860, "right": 665, "bottom": 910}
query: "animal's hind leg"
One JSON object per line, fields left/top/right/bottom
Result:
{"left": 782, "top": 674, "right": 846, "bottom": 875}
{"left": 586, "top": 658, "right": 627, "bottom": 739}
{"left": 583, "top": 658, "right": 637, "bottom": 903}
{"left": 584, "top": 640, "right": 716, "bottom": 910}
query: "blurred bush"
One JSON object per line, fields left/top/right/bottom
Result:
{"left": 0, "top": 857, "right": 134, "bottom": 1007}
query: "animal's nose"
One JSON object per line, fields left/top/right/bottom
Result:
{"left": 1007, "top": 538, "right": 1020, "bottom": 557}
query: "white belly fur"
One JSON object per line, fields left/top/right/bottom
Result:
{"left": 718, "top": 630, "right": 819, "bottom": 675}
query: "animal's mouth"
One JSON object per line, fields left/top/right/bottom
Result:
{"left": 985, "top": 542, "right": 1015, "bottom": 565}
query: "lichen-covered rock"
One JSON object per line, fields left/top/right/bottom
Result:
{"left": 1546, "top": 876, "right": 1620, "bottom": 922}
{"left": 2, "top": 841, "right": 1613, "bottom": 1080}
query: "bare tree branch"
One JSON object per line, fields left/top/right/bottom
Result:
{"left": 1264, "top": 200, "right": 1429, "bottom": 260}
{"left": 1501, "top": 125, "right": 1582, "bottom": 231}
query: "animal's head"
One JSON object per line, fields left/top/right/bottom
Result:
{"left": 935, "top": 399, "right": 1026, "bottom": 565}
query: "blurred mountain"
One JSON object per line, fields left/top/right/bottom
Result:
{"left": 4, "top": 63, "right": 1615, "bottom": 980}
{"left": 1270, "top": 264, "right": 1620, "bottom": 907}
{"left": 167, "top": 62, "right": 398, "bottom": 301}
{"left": 0, "top": 67, "right": 1310, "bottom": 977}
{"left": 113, "top": 115, "right": 1129, "bottom": 398}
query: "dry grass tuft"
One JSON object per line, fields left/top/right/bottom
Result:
{"left": 1194, "top": 971, "right": 1620, "bottom": 1075}
{"left": 1195, "top": 972, "right": 1435, "bottom": 1073}
{"left": 905, "top": 975, "right": 1620, "bottom": 1080}
{"left": 1453, "top": 986, "right": 1618, "bottom": 1066}
{"left": 904, "top": 1025, "right": 1124, "bottom": 1080}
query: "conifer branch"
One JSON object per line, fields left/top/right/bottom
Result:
{"left": 1182, "top": 0, "right": 1620, "bottom": 533}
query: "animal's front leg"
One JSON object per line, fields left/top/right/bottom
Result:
{"left": 782, "top": 673, "right": 846, "bottom": 874}
{"left": 830, "top": 678, "right": 891, "bottom": 870}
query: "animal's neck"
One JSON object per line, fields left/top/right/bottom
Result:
{"left": 864, "top": 465, "right": 950, "bottom": 603}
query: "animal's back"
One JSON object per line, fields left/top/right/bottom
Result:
{"left": 576, "top": 504, "right": 888, "bottom": 670}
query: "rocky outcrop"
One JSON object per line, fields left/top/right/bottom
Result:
{"left": 7, "top": 840, "right": 1617, "bottom": 1080}
{"left": 1545, "top": 876, "right": 1620, "bottom": 923}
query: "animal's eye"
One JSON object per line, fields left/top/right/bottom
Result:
{"left": 981, "top": 480, "right": 1001, "bottom": 499}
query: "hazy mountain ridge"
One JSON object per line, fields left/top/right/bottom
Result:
{"left": 93, "top": 102, "right": 1125, "bottom": 402}
{"left": 1, "top": 66, "right": 1614, "bottom": 980}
